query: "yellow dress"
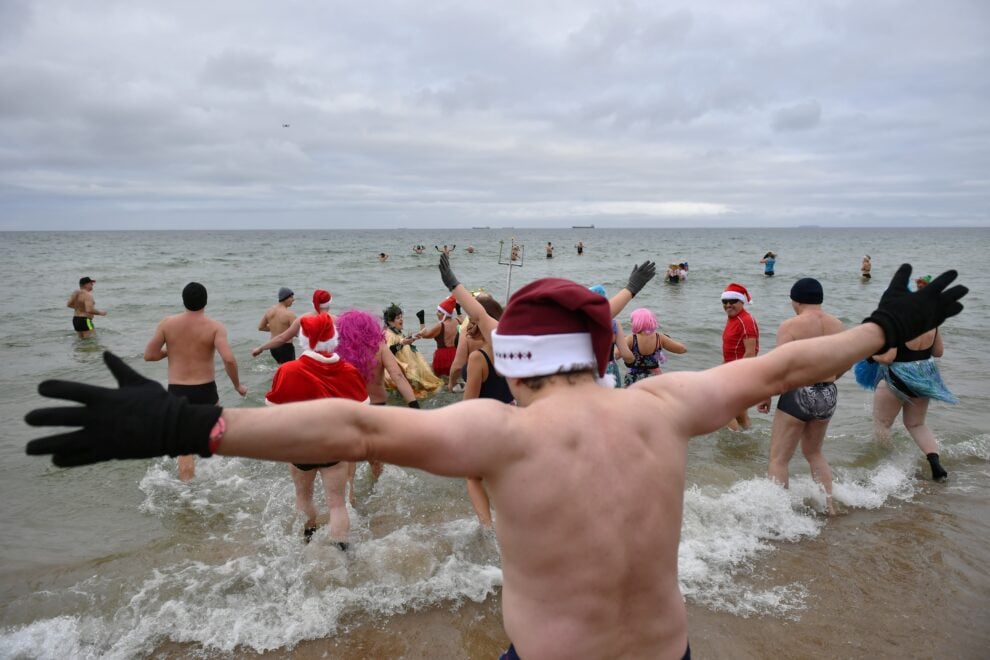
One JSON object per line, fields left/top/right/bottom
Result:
{"left": 384, "top": 328, "right": 443, "bottom": 397}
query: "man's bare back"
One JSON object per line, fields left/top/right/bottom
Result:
{"left": 486, "top": 380, "right": 691, "bottom": 658}
{"left": 776, "top": 309, "right": 846, "bottom": 381}
{"left": 148, "top": 312, "right": 226, "bottom": 384}
{"left": 67, "top": 289, "right": 96, "bottom": 317}
{"left": 260, "top": 303, "right": 296, "bottom": 338}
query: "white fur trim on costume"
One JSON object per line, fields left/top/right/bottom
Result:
{"left": 721, "top": 291, "right": 748, "bottom": 303}
{"left": 437, "top": 305, "right": 454, "bottom": 318}
{"left": 301, "top": 349, "right": 340, "bottom": 363}
{"left": 298, "top": 331, "right": 339, "bottom": 355}
{"left": 492, "top": 331, "right": 597, "bottom": 378}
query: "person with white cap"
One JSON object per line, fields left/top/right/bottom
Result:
{"left": 257, "top": 287, "right": 297, "bottom": 364}
{"left": 252, "top": 289, "right": 332, "bottom": 358}
{"left": 25, "top": 265, "right": 968, "bottom": 660}
{"left": 758, "top": 278, "right": 845, "bottom": 515}
{"left": 264, "top": 312, "right": 369, "bottom": 547}
{"left": 720, "top": 281, "right": 760, "bottom": 429}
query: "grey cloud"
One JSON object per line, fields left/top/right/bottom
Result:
{"left": 771, "top": 100, "right": 822, "bottom": 132}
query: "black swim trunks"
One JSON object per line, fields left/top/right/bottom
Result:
{"left": 168, "top": 381, "right": 219, "bottom": 406}
{"left": 270, "top": 344, "right": 296, "bottom": 364}
{"left": 72, "top": 316, "right": 94, "bottom": 332}
{"left": 777, "top": 382, "right": 837, "bottom": 422}
{"left": 500, "top": 641, "right": 689, "bottom": 659}
{"left": 293, "top": 461, "right": 340, "bottom": 470}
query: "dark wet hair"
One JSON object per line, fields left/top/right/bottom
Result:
{"left": 383, "top": 303, "right": 403, "bottom": 324}
{"left": 182, "top": 282, "right": 207, "bottom": 311}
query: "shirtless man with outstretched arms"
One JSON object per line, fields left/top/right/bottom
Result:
{"left": 26, "top": 265, "right": 966, "bottom": 660}
{"left": 143, "top": 282, "right": 247, "bottom": 480}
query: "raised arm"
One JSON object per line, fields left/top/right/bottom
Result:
{"left": 608, "top": 261, "right": 656, "bottom": 318}
{"left": 439, "top": 254, "right": 498, "bottom": 341}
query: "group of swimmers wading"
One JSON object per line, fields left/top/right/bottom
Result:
{"left": 47, "top": 258, "right": 966, "bottom": 658}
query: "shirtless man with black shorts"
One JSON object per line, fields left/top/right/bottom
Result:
{"left": 758, "top": 278, "right": 845, "bottom": 515}
{"left": 27, "top": 264, "right": 967, "bottom": 659}
{"left": 258, "top": 287, "right": 297, "bottom": 364}
{"left": 67, "top": 277, "right": 107, "bottom": 338}
{"left": 143, "top": 282, "right": 247, "bottom": 480}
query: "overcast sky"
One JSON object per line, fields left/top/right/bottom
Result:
{"left": 1, "top": 0, "right": 988, "bottom": 230}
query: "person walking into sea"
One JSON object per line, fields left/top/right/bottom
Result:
{"left": 545, "top": 242, "right": 554, "bottom": 259}
{"left": 758, "top": 278, "right": 845, "bottom": 515}
{"left": 143, "top": 282, "right": 247, "bottom": 480}
{"left": 411, "top": 295, "right": 460, "bottom": 377}
{"left": 252, "top": 289, "right": 332, "bottom": 358}
{"left": 378, "top": 252, "right": 390, "bottom": 262}
{"left": 622, "top": 308, "right": 686, "bottom": 386}
{"left": 335, "top": 309, "right": 421, "bottom": 482}
{"left": 458, "top": 294, "right": 512, "bottom": 528}
{"left": 435, "top": 244, "right": 456, "bottom": 256}
{"left": 382, "top": 303, "right": 443, "bottom": 396}
{"left": 67, "top": 276, "right": 107, "bottom": 338}
{"left": 264, "top": 313, "right": 369, "bottom": 547}
{"left": 857, "top": 285, "right": 957, "bottom": 481}
{"left": 575, "top": 241, "right": 584, "bottom": 256}
{"left": 257, "top": 287, "right": 297, "bottom": 364}
{"left": 27, "top": 265, "right": 968, "bottom": 660}
{"left": 861, "top": 255, "right": 872, "bottom": 280}
{"left": 760, "top": 251, "right": 777, "bottom": 277}
{"left": 721, "top": 282, "right": 759, "bottom": 430}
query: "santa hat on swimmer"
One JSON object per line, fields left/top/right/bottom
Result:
{"left": 299, "top": 313, "right": 338, "bottom": 356}
{"left": 437, "top": 294, "right": 457, "bottom": 318}
{"left": 312, "top": 289, "right": 332, "bottom": 313}
{"left": 492, "top": 278, "right": 614, "bottom": 387}
{"left": 721, "top": 282, "right": 752, "bottom": 304}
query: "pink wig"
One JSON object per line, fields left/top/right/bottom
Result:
{"left": 630, "top": 308, "right": 658, "bottom": 335}
{"left": 335, "top": 310, "right": 386, "bottom": 383}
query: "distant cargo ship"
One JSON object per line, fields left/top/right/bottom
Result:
{"left": 572, "top": 224, "right": 595, "bottom": 229}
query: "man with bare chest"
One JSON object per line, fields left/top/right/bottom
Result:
{"left": 143, "top": 282, "right": 247, "bottom": 480}
{"left": 258, "top": 287, "right": 297, "bottom": 364}
{"left": 67, "top": 277, "right": 107, "bottom": 338}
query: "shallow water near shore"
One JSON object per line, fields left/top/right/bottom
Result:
{"left": 1, "top": 227, "right": 988, "bottom": 658}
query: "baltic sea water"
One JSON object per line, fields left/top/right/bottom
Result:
{"left": 1, "top": 228, "right": 988, "bottom": 657}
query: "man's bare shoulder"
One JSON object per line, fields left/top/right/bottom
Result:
{"left": 782, "top": 310, "right": 844, "bottom": 340}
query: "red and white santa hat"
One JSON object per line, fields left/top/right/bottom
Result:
{"left": 299, "top": 313, "right": 338, "bottom": 355}
{"left": 437, "top": 294, "right": 457, "bottom": 318}
{"left": 492, "top": 278, "right": 613, "bottom": 385}
{"left": 721, "top": 282, "right": 752, "bottom": 304}
{"left": 312, "top": 289, "right": 332, "bottom": 312}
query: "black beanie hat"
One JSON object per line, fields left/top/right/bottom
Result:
{"left": 182, "top": 282, "right": 208, "bottom": 311}
{"left": 790, "top": 278, "right": 823, "bottom": 305}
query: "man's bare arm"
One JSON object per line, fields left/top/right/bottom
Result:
{"left": 252, "top": 317, "right": 301, "bottom": 356}
{"left": 742, "top": 337, "right": 757, "bottom": 359}
{"left": 143, "top": 323, "right": 167, "bottom": 361}
{"left": 642, "top": 323, "right": 887, "bottom": 437}
{"left": 258, "top": 311, "right": 271, "bottom": 332}
{"left": 219, "top": 397, "right": 514, "bottom": 478}
{"left": 215, "top": 326, "right": 247, "bottom": 395}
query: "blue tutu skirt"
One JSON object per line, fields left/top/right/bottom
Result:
{"left": 855, "top": 358, "right": 957, "bottom": 404}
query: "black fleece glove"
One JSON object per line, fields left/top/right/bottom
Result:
{"left": 439, "top": 253, "right": 460, "bottom": 291}
{"left": 25, "top": 351, "right": 222, "bottom": 467}
{"left": 864, "top": 264, "right": 967, "bottom": 351}
{"left": 416, "top": 309, "right": 426, "bottom": 324}
{"left": 407, "top": 400, "right": 421, "bottom": 409}
{"left": 625, "top": 261, "right": 657, "bottom": 297}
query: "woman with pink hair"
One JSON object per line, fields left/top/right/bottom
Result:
{"left": 335, "top": 310, "right": 420, "bottom": 482}
{"left": 622, "top": 308, "right": 687, "bottom": 386}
